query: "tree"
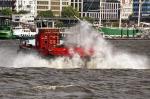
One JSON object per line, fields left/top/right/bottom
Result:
{"left": 81, "top": 17, "right": 94, "bottom": 23}
{"left": 0, "top": 8, "right": 12, "bottom": 16}
{"left": 17, "top": 10, "right": 29, "bottom": 14}
{"left": 37, "top": 10, "right": 54, "bottom": 18}
{"left": 61, "top": 6, "right": 79, "bottom": 18}
{"left": 55, "top": 21, "right": 64, "bottom": 27}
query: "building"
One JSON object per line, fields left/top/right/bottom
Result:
{"left": 15, "top": 0, "right": 37, "bottom": 16}
{"left": 50, "top": 0, "right": 61, "bottom": 16}
{"left": 0, "top": 0, "right": 15, "bottom": 10}
{"left": 51, "top": 0, "right": 71, "bottom": 16}
{"left": 82, "top": 0, "right": 119, "bottom": 21}
{"left": 71, "top": 0, "right": 83, "bottom": 17}
{"left": 121, "top": 0, "right": 133, "bottom": 19}
{"left": 83, "top": 0, "right": 99, "bottom": 12}
{"left": 133, "top": 0, "right": 150, "bottom": 19}
{"left": 70, "top": 0, "right": 119, "bottom": 20}
{"left": 37, "top": 0, "right": 51, "bottom": 12}
{"left": 37, "top": 0, "right": 71, "bottom": 16}
{"left": 100, "top": 1, "right": 120, "bottom": 20}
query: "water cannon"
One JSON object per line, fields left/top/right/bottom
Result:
{"left": 74, "top": 15, "right": 81, "bottom": 21}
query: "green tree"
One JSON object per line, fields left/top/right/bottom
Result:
{"left": 0, "top": 8, "right": 12, "bottom": 16}
{"left": 55, "top": 21, "right": 64, "bottom": 27}
{"left": 82, "top": 17, "right": 94, "bottom": 23}
{"left": 61, "top": 6, "right": 79, "bottom": 18}
{"left": 37, "top": 10, "right": 54, "bottom": 18}
{"left": 17, "top": 10, "right": 29, "bottom": 14}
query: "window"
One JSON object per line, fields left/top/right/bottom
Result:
{"left": 51, "top": 2, "right": 60, "bottom": 5}
{"left": 62, "top": 2, "right": 68, "bottom": 5}
{"left": 51, "top": 6, "right": 60, "bottom": 10}
{"left": 37, "top": 6, "right": 48, "bottom": 9}
{"left": 27, "top": 5, "right": 31, "bottom": 8}
{"left": 37, "top": 1, "right": 48, "bottom": 5}
{"left": 29, "top": 1, "right": 33, "bottom": 4}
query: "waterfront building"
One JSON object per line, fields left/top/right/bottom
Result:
{"left": 100, "top": 1, "right": 120, "bottom": 20}
{"left": 121, "top": 0, "right": 133, "bottom": 19}
{"left": 82, "top": 0, "right": 119, "bottom": 21}
{"left": 70, "top": 0, "right": 119, "bottom": 20}
{"left": 37, "top": 0, "right": 51, "bottom": 12}
{"left": 0, "top": 0, "right": 16, "bottom": 10}
{"left": 133, "top": 0, "right": 150, "bottom": 19}
{"left": 37, "top": 0, "right": 71, "bottom": 16}
{"left": 15, "top": 0, "right": 37, "bottom": 17}
{"left": 71, "top": 0, "right": 83, "bottom": 17}
{"left": 51, "top": 0, "right": 71, "bottom": 16}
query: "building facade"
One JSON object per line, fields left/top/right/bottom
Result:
{"left": 37, "top": 0, "right": 51, "bottom": 12}
{"left": 0, "top": 0, "right": 16, "bottom": 10}
{"left": 121, "top": 0, "right": 133, "bottom": 19}
{"left": 100, "top": 2, "right": 119, "bottom": 20}
{"left": 71, "top": 0, "right": 83, "bottom": 17}
{"left": 37, "top": 0, "right": 71, "bottom": 16}
{"left": 82, "top": 1, "right": 119, "bottom": 20}
{"left": 70, "top": 0, "right": 119, "bottom": 20}
{"left": 15, "top": 0, "right": 37, "bottom": 16}
{"left": 133, "top": 0, "right": 150, "bottom": 19}
{"left": 83, "top": 0, "right": 99, "bottom": 12}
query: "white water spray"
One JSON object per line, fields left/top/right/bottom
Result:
{"left": 63, "top": 21, "right": 149, "bottom": 69}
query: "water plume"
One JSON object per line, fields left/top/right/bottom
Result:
{"left": 63, "top": 21, "right": 149, "bottom": 69}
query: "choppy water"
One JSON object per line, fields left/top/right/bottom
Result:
{"left": 0, "top": 40, "right": 150, "bottom": 99}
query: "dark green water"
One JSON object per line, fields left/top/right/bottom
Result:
{"left": 0, "top": 40, "right": 150, "bottom": 99}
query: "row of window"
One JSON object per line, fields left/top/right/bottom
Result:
{"left": 71, "top": 0, "right": 82, "bottom": 2}
{"left": 37, "top": 1, "right": 68, "bottom": 6}
{"left": 51, "top": 2, "right": 60, "bottom": 5}
{"left": 37, "top": 1, "right": 49, "bottom": 5}
{"left": 51, "top": 6, "right": 60, "bottom": 10}
{"left": 37, "top": 6, "right": 48, "bottom": 9}
{"left": 62, "top": 2, "right": 69, "bottom": 5}
{"left": 0, "top": 1, "right": 14, "bottom": 6}
{"left": 37, "top": 6, "right": 61, "bottom": 11}
{"left": 83, "top": 12, "right": 118, "bottom": 19}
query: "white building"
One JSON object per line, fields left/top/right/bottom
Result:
{"left": 70, "top": 0, "right": 119, "bottom": 20}
{"left": 15, "top": 0, "right": 37, "bottom": 17}
{"left": 121, "top": 0, "right": 133, "bottom": 19}
{"left": 37, "top": 0, "right": 51, "bottom": 12}
{"left": 82, "top": 2, "right": 119, "bottom": 20}
{"left": 37, "top": 0, "right": 71, "bottom": 16}
{"left": 71, "top": 0, "right": 83, "bottom": 17}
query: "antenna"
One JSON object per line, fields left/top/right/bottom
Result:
{"left": 138, "top": 0, "right": 145, "bottom": 27}
{"left": 99, "top": 0, "right": 102, "bottom": 26}
{"left": 74, "top": 15, "right": 81, "bottom": 21}
{"left": 119, "top": 0, "right": 122, "bottom": 28}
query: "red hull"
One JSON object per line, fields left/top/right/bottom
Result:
{"left": 20, "top": 28, "right": 93, "bottom": 57}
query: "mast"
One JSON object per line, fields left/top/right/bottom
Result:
{"left": 138, "top": 0, "right": 145, "bottom": 27}
{"left": 138, "top": 0, "right": 141, "bottom": 27}
{"left": 99, "top": 0, "right": 102, "bottom": 26}
{"left": 119, "top": 0, "right": 122, "bottom": 28}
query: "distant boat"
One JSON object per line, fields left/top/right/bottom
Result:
{"left": 12, "top": 25, "right": 37, "bottom": 39}
{"left": 0, "top": 26, "right": 13, "bottom": 39}
{"left": 98, "top": 26, "right": 141, "bottom": 38}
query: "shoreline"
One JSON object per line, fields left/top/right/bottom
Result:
{"left": 105, "top": 38, "right": 150, "bottom": 40}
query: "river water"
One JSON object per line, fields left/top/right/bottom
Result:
{"left": 0, "top": 40, "right": 150, "bottom": 99}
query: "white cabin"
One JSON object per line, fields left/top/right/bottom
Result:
{"left": 13, "top": 25, "right": 37, "bottom": 37}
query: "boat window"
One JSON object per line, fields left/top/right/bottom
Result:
{"left": 0, "top": 26, "right": 10, "bottom": 30}
{"left": 3, "top": 27, "right": 10, "bottom": 30}
{"left": 0, "top": 27, "right": 3, "bottom": 30}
